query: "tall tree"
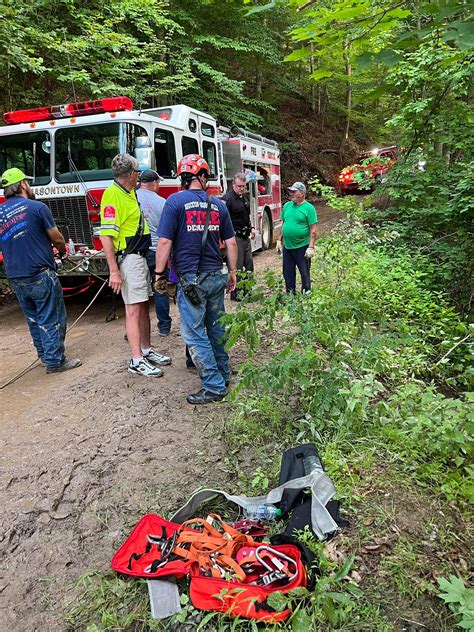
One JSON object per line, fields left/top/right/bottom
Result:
{"left": 0, "top": 0, "right": 184, "bottom": 112}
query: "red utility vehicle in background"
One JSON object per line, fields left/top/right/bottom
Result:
{"left": 338, "top": 145, "right": 398, "bottom": 194}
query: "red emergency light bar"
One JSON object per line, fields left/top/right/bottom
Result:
{"left": 3, "top": 96, "right": 133, "bottom": 125}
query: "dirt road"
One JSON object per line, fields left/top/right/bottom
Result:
{"left": 0, "top": 204, "right": 344, "bottom": 631}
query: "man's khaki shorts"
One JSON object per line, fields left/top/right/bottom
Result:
{"left": 120, "top": 254, "right": 152, "bottom": 305}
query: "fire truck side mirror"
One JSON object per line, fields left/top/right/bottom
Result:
{"left": 135, "top": 147, "right": 152, "bottom": 170}
{"left": 135, "top": 135, "right": 151, "bottom": 148}
{"left": 134, "top": 135, "right": 152, "bottom": 170}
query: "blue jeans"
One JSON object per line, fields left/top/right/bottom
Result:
{"left": 283, "top": 245, "right": 311, "bottom": 293}
{"left": 10, "top": 268, "right": 67, "bottom": 369}
{"left": 146, "top": 251, "right": 172, "bottom": 334}
{"left": 177, "top": 271, "right": 229, "bottom": 395}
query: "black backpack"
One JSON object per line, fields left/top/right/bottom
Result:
{"left": 278, "top": 444, "right": 349, "bottom": 536}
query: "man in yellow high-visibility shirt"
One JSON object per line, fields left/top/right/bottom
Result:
{"left": 100, "top": 153, "right": 170, "bottom": 377}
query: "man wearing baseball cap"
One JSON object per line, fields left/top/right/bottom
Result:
{"left": 0, "top": 168, "right": 81, "bottom": 373}
{"left": 277, "top": 181, "right": 318, "bottom": 293}
{"left": 136, "top": 169, "right": 172, "bottom": 336}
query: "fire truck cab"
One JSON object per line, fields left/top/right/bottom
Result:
{"left": 0, "top": 97, "right": 281, "bottom": 282}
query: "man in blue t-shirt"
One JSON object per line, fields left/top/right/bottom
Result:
{"left": 155, "top": 154, "right": 238, "bottom": 404}
{"left": 0, "top": 168, "right": 81, "bottom": 373}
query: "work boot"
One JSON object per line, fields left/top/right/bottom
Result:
{"left": 186, "top": 388, "right": 227, "bottom": 405}
{"left": 46, "top": 358, "right": 82, "bottom": 374}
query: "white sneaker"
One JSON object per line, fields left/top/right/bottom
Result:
{"left": 143, "top": 349, "right": 171, "bottom": 366}
{"left": 128, "top": 358, "right": 163, "bottom": 377}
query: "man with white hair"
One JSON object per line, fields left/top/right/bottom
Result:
{"left": 100, "top": 154, "right": 170, "bottom": 377}
{"left": 278, "top": 181, "right": 318, "bottom": 293}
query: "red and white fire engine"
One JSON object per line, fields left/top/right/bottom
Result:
{"left": 0, "top": 97, "right": 281, "bottom": 284}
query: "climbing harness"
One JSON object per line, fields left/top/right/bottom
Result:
{"left": 125, "top": 514, "right": 299, "bottom": 588}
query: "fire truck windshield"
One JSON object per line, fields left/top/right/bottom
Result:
{"left": 55, "top": 122, "right": 147, "bottom": 183}
{"left": 0, "top": 131, "right": 52, "bottom": 185}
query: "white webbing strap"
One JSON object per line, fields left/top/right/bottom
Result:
{"left": 170, "top": 470, "right": 338, "bottom": 540}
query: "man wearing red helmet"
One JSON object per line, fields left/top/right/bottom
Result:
{"left": 155, "top": 154, "right": 238, "bottom": 404}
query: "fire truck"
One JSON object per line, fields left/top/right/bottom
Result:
{"left": 0, "top": 97, "right": 281, "bottom": 287}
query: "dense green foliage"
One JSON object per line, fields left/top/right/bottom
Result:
{"left": 219, "top": 202, "right": 472, "bottom": 628}
{"left": 2, "top": 1, "right": 471, "bottom": 629}
{"left": 0, "top": 0, "right": 290, "bottom": 128}
{"left": 244, "top": 0, "right": 474, "bottom": 310}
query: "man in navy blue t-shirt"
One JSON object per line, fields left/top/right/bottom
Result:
{"left": 0, "top": 168, "right": 81, "bottom": 373}
{"left": 156, "top": 154, "right": 237, "bottom": 404}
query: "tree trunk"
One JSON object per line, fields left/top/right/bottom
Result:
{"left": 317, "top": 80, "right": 321, "bottom": 116}
{"left": 340, "top": 43, "right": 352, "bottom": 152}
{"left": 321, "top": 85, "right": 327, "bottom": 133}
{"left": 309, "top": 43, "right": 316, "bottom": 113}
{"left": 442, "top": 144, "right": 451, "bottom": 166}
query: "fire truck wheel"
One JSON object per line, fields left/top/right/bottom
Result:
{"left": 261, "top": 211, "right": 273, "bottom": 250}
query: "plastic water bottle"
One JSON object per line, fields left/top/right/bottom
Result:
{"left": 221, "top": 262, "right": 228, "bottom": 275}
{"left": 244, "top": 504, "right": 281, "bottom": 521}
{"left": 68, "top": 238, "right": 75, "bottom": 255}
{"left": 303, "top": 454, "right": 324, "bottom": 476}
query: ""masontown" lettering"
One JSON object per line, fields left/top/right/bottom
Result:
{"left": 33, "top": 184, "right": 81, "bottom": 196}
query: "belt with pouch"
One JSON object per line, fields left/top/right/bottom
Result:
{"left": 236, "top": 227, "right": 251, "bottom": 239}
{"left": 117, "top": 249, "right": 148, "bottom": 263}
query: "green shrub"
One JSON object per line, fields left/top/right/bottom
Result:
{"left": 226, "top": 222, "right": 472, "bottom": 502}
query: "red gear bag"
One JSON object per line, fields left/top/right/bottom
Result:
{"left": 112, "top": 514, "right": 307, "bottom": 623}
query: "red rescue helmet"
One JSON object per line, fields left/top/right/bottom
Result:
{"left": 177, "top": 154, "right": 209, "bottom": 176}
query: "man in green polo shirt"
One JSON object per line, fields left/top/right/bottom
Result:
{"left": 279, "top": 181, "right": 318, "bottom": 293}
{"left": 100, "top": 153, "right": 171, "bottom": 377}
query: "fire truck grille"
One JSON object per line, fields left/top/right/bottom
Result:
{"left": 43, "top": 197, "right": 93, "bottom": 246}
